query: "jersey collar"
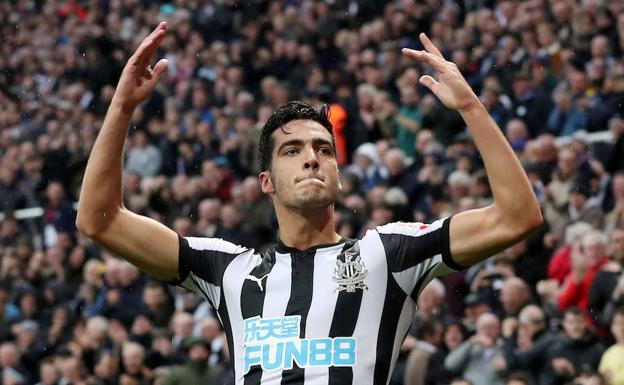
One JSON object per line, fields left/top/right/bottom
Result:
{"left": 275, "top": 237, "right": 354, "bottom": 254}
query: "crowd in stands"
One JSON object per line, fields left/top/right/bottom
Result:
{"left": 1, "top": 0, "right": 624, "bottom": 384}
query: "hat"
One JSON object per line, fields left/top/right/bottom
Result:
{"left": 213, "top": 156, "right": 230, "bottom": 168}
{"left": 464, "top": 291, "right": 492, "bottom": 308}
{"left": 569, "top": 180, "right": 591, "bottom": 197}
{"left": 183, "top": 336, "right": 211, "bottom": 352}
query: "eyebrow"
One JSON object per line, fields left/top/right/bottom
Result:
{"left": 276, "top": 137, "right": 335, "bottom": 154}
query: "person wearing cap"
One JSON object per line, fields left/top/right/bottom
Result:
{"left": 163, "top": 337, "right": 220, "bottom": 385}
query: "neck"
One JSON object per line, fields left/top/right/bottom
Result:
{"left": 275, "top": 203, "right": 341, "bottom": 251}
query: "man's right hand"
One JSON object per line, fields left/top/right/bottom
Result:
{"left": 113, "top": 22, "right": 168, "bottom": 113}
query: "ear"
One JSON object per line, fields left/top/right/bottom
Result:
{"left": 259, "top": 171, "right": 275, "bottom": 194}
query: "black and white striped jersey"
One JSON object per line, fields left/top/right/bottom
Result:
{"left": 171, "top": 216, "right": 464, "bottom": 385}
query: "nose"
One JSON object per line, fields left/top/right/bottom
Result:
{"left": 303, "top": 148, "right": 319, "bottom": 170}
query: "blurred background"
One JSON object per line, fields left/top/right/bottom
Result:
{"left": 0, "top": 0, "right": 624, "bottom": 384}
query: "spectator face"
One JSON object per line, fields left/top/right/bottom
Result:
{"left": 94, "top": 352, "right": 118, "bottom": 379}
{"left": 188, "top": 344, "right": 210, "bottom": 361}
{"left": 611, "top": 312, "right": 624, "bottom": 343}
{"left": 476, "top": 313, "right": 501, "bottom": 341}
{"left": 19, "top": 293, "right": 36, "bottom": 317}
{"left": 122, "top": 344, "right": 144, "bottom": 375}
{"left": 200, "top": 317, "right": 222, "bottom": 342}
{"left": 582, "top": 233, "right": 607, "bottom": 264}
{"left": 563, "top": 312, "right": 586, "bottom": 340}
{"left": 500, "top": 277, "right": 529, "bottom": 317}
{"left": 383, "top": 149, "right": 405, "bottom": 177}
{"left": 220, "top": 204, "right": 241, "bottom": 229}
{"left": 242, "top": 177, "right": 262, "bottom": 203}
{"left": 608, "top": 229, "right": 624, "bottom": 263}
{"left": 444, "top": 324, "right": 465, "bottom": 351}
{"left": 0, "top": 343, "right": 18, "bottom": 369}
{"left": 40, "top": 363, "right": 60, "bottom": 385}
{"left": 557, "top": 149, "right": 576, "bottom": 177}
{"left": 417, "top": 283, "right": 443, "bottom": 314}
{"left": 172, "top": 313, "right": 194, "bottom": 338}
{"left": 46, "top": 182, "right": 65, "bottom": 207}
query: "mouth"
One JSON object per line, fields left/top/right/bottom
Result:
{"left": 295, "top": 176, "right": 325, "bottom": 183}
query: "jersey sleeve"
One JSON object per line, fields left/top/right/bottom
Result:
{"left": 168, "top": 235, "right": 250, "bottom": 308}
{"left": 376, "top": 216, "right": 466, "bottom": 301}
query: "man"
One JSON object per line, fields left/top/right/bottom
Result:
{"left": 546, "top": 307, "right": 604, "bottom": 385}
{"left": 557, "top": 231, "right": 610, "bottom": 325}
{"left": 444, "top": 313, "right": 506, "bottom": 385}
{"left": 599, "top": 307, "right": 624, "bottom": 385}
{"left": 76, "top": 23, "right": 542, "bottom": 384}
{"left": 163, "top": 337, "right": 221, "bottom": 385}
{"left": 502, "top": 305, "right": 559, "bottom": 385}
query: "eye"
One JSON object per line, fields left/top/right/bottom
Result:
{"left": 284, "top": 148, "right": 298, "bottom": 156}
{"left": 318, "top": 146, "right": 332, "bottom": 155}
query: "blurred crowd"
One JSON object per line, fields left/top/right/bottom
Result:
{"left": 1, "top": 0, "right": 624, "bottom": 384}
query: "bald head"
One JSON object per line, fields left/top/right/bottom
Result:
{"left": 476, "top": 313, "right": 501, "bottom": 341}
{"left": 500, "top": 277, "right": 530, "bottom": 317}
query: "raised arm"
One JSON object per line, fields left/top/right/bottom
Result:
{"left": 76, "top": 22, "right": 179, "bottom": 281}
{"left": 402, "top": 34, "right": 543, "bottom": 267}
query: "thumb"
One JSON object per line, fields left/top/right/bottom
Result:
{"left": 419, "top": 75, "right": 438, "bottom": 91}
{"left": 149, "top": 59, "right": 168, "bottom": 85}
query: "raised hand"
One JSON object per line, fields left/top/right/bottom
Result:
{"left": 402, "top": 33, "right": 480, "bottom": 113}
{"left": 113, "top": 22, "right": 168, "bottom": 113}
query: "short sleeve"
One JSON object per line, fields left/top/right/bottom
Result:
{"left": 377, "top": 217, "right": 466, "bottom": 300}
{"left": 168, "top": 235, "right": 250, "bottom": 308}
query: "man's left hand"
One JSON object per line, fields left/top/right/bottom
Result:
{"left": 402, "top": 34, "right": 480, "bottom": 113}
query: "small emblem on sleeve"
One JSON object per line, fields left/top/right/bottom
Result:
{"left": 333, "top": 245, "right": 368, "bottom": 293}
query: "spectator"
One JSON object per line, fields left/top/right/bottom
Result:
{"left": 162, "top": 337, "right": 220, "bottom": 385}
{"left": 546, "top": 307, "right": 605, "bottom": 385}
{"left": 445, "top": 313, "right": 506, "bottom": 385}
{"left": 499, "top": 277, "right": 532, "bottom": 319}
{"left": 598, "top": 307, "right": 624, "bottom": 385}
{"left": 125, "top": 131, "right": 162, "bottom": 178}
{"left": 588, "top": 228, "right": 624, "bottom": 329}
{"left": 558, "top": 231, "right": 610, "bottom": 324}
{"left": 121, "top": 342, "right": 151, "bottom": 385}
{"left": 502, "top": 305, "right": 559, "bottom": 385}
{"left": 404, "top": 317, "right": 450, "bottom": 385}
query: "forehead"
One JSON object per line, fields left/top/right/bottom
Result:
{"left": 271, "top": 119, "right": 332, "bottom": 148}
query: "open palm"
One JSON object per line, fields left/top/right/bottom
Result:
{"left": 402, "top": 34, "right": 480, "bottom": 113}
{"left": 114, "top": 22, "right": 168, "bottom": 112}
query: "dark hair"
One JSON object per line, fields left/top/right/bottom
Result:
{"left": 564, "top": 306, "right": 584, "bottom": 318}
{"left": 612, "top": 306, "right": 624, "bottom": 322}
{"left": 506, "top": 371, "right": 533, "bottom": 385}
{"left": 415, "top": 317, "right": 442, "bottom": 340}
{"left": 258, "top": 101, "right": 334, "bottom": 171}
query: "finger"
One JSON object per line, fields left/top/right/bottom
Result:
{"left": 145, "top": 59, "right": 168, "bottom": 88}
{"left": 401, "top": 48, "right": 446, "bottom": 72}
{"left": 132, "top": 22, "right": 167, "bottom": 65}
{"left": 419, "top": 75, "right": 438, "bottom": 90}
{"left": 137, "top": 29, "right": 167, "bottom": 69}
{"left": 419, "top": 33, "right": 444, "bottom": 59}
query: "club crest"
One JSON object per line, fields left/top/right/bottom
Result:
{"left": 333, "top": 244, "right": 368, "bottom": 293}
